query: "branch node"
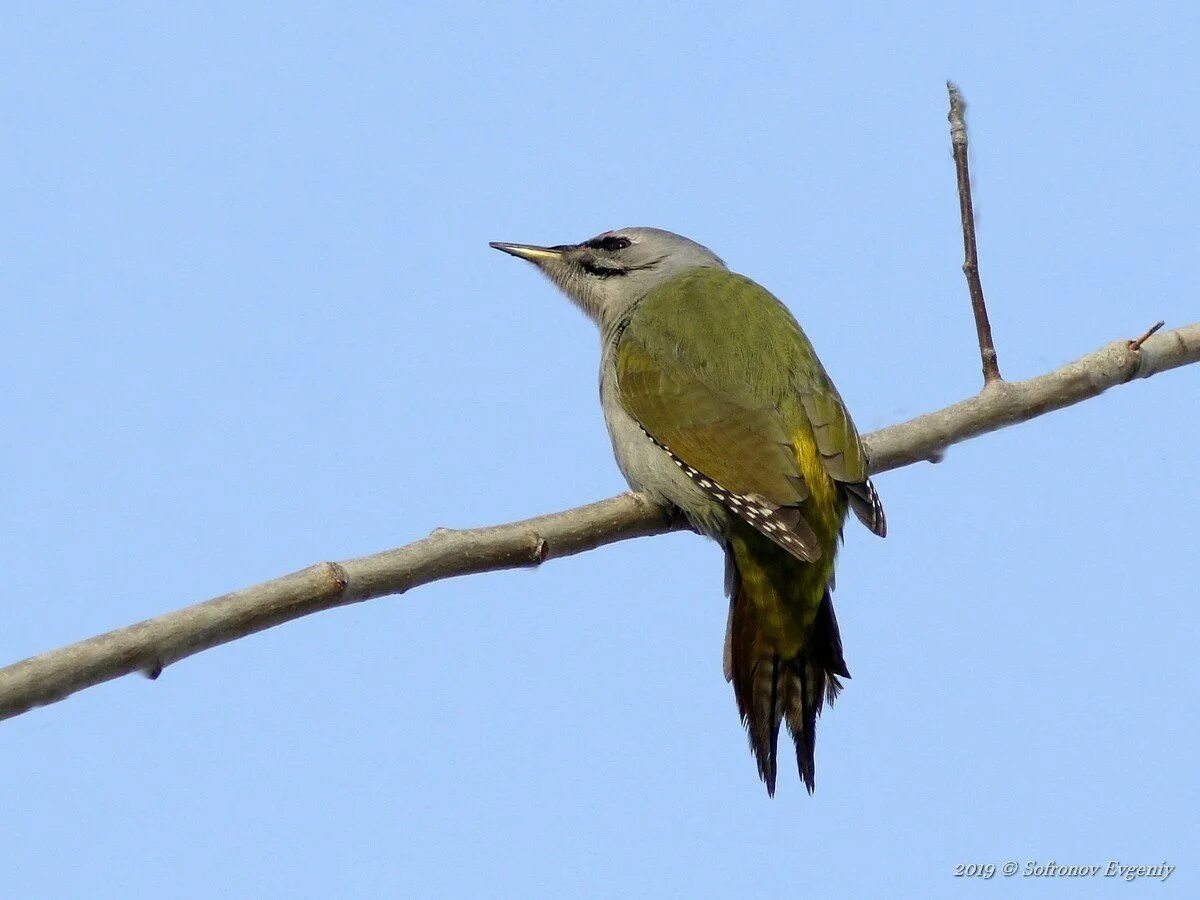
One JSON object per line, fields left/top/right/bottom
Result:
{"left": 1129, "top": 320, "right": 1166, "bottom": 352}
{"left": 143, "top": 659, "right": 164, "bottom": 680}
{"left": 529, "top": 535, "right": 549, "bottom": 565}
{"left": 325, "top": 561, "right": 349, "bottom": 592}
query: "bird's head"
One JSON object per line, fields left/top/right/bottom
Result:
{"left": 490, "top": 227, "right": 725, "bottom": 329}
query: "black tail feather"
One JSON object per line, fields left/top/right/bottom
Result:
{"left": 783, "top": 656, "right": 823, "bottom": 794}
{"left": 735, "top": 651, "right": 786, "bottom": 795}
{"left": 810, "top": 589, "right": 850, "bottom": 679}
{"left": 728, "top": 584, "right": 849, "bottom": 796}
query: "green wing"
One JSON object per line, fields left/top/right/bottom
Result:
{"left": 615, "top": 268, "right": 885, "bottom": 552}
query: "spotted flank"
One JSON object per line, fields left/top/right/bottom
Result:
{"left": 640, "top": 428, "right": 821, "bottom": 562}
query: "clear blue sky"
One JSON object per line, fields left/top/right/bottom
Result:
{"left": 3, "top": 3, "right": 1197, "bottom": 896}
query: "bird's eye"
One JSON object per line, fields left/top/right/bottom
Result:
{"left": 594, "top": 235, "right": 632, "bottom": 252}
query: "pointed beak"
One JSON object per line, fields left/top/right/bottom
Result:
{"left": 488, "top": 241, "right": 568, "bottom": 263}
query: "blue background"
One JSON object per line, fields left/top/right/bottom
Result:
{"left": 3, "top": 3, "right": 1196, "bottom": 896}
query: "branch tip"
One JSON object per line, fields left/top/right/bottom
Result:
{"left": 946, "top": 81, "right": 967, "bottom": 145}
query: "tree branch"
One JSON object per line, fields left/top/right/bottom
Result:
{"left": 948, "top": 81, "right": 1003, "bottom": 385}
{"left": 1, "top": 322, "right": 1196, "bottom": 722}
{"left": 866, "top": 323, "right": 1198, "bottom": 472}
{"left": 4, "top": 85, "right": 1197, "bottom": 724}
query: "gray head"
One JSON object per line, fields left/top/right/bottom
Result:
{"left": 490, "top": 227, "right": 725, "bottom": 329}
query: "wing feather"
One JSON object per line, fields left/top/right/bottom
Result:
{"left": 615, "top": 268, "right": 884, "bottom": 552}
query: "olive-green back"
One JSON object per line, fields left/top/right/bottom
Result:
{"left": 614, "top": 267, "right": 870, "bottom": 529}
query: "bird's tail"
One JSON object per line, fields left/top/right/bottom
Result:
{"left": 724, "top": 534, "right": 849, "bottom": 796}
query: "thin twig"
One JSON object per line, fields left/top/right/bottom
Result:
{"left": 948, "top": 81, "right": 1002, "bottom": 385}
{"left": 1, "top": 321, "right": 1196, "bottom": 722}
{"left": 1130, "top": 319, "right": 1165, "bottom": 351}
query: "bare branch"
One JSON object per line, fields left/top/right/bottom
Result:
{"left": 948, "top": 81, "right": 1002, "bottom": 385}
{"left": 2, "top": 322, "right": 1196, "bottom": 722}
{"left": 866, "top": 323, "right": 1198, "bottom": 471}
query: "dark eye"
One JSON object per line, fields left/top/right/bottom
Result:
{"left": 594, "top": 235, "right": 632, "bottom": 252}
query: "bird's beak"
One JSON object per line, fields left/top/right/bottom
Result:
{"left": 489, "top": 242, "right": 568, "bottom": 263}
